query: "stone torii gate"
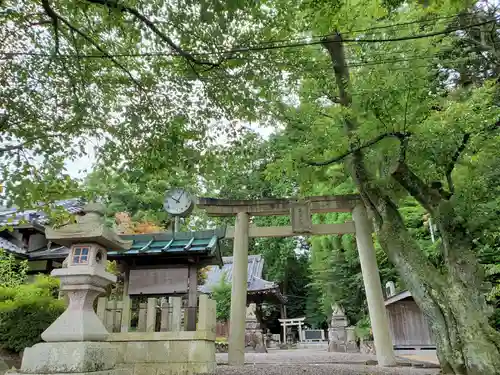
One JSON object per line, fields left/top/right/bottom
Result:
{"left": 197, "top": 195, "right": 396, "bottom": 367}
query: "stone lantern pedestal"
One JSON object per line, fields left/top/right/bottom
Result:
{"left": 244, "top": 304, "right": 266, "bottom": 353}
{"left": 14, "top": 203, "right": 132, "bottom": 375}
{"left": 41, "top": 265, "right": 116, "bottom": 343}
{"left": 328, "top": 304, "right": 358, "bottom": 353}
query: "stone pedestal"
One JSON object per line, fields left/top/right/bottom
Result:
{"left": 328, "top": 304, "right": 358, "bottom": 353}
{"left": 42, "top": 268, "right": 115, "bottom": 342}
{"left": 21, "top": 342, "right": 118, "bottom": 374}
{"left": 244, "top": 304, "right": 266, "bottom": 353}
{"left": 0, "top": 359, "right": 8, "bottom": 375}
{"left": 244, "top": 320, "right": 267, "bottom": 353}
{"left": 345, "top": 326, "right": 358, "bottom": 352}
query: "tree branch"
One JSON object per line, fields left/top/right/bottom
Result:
{"left": 0, "top": 143, "right": 27, "bottom": 153}
{"left": 0, "top": 132, "right": 74, "bottom": 154}
{"left": 445, "top": 133, "right": 470, "bottom": 194}
{"left": 399, "top": 135, "right": 409, "bottom": 163}
{"left": 40, "top": 0, "right": 59, "bottom": 54}
{"left": 304, "top": 131, "right": 409, "bottom": 166}
{"left": 41, "top": 0, "right": 142, "bottom": 89}
{"left": 391, "top": 162, "right": 444, "bottom": 213}
{"left": 27, "top": 20, "right": 52, "bottom": 27}
{"left": 403, "top": 88, "right": 410, "bottom": 133}
{"left": 318, "top": 111, "right": 336, "bottom": 120}
{"left": 372, "top": 106, "right": 389, "bottom": 130}
{"left": 84, "top": 0, "right": 219, "bottom": 67}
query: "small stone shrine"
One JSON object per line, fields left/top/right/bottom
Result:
{"left": 13, "top": 203, "right": 132, "bottom": 375}
{"left": 328, "top": 304, "right": 358, "bottom": 353}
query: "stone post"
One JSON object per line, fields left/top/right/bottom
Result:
{"left": 352, "top": 203, "right": 396, "bottom": 366}
{"left": 121, "top": 262, "right": 130, "bottom": 298}
{"left": 282, "top": 322, "right": 287, "bottom": 344}
{"left": 228, "top": 211, "right": 249, "bottom": 366}
{"left": 187, "top": 263, "right": 198, "bottom": 331}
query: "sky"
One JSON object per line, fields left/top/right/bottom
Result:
{"left": 64, "top": 122, "right": 277, "bottom": 179}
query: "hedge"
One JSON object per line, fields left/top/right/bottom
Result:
{"left": 0, "top": 275, "right": 65, "bottom": 352}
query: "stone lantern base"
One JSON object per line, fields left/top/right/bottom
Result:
{"left": 19, "top": 342, "right": 120, "bottom": 374}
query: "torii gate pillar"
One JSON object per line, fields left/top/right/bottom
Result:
{"left": 228, "top": 212, "right": 249, "bottom": 366}
{"left": 353, "top": 203, "right": 396, "bottom": 366}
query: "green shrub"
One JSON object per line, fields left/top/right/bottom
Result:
{"left": 354, "top": 315, "right": 373, "bottom": 340}
{"left": 0, "top": 275, "right": 65, "bottom": 352}
{"left": 0, "top": 249, "right": 29, "bottom": 288}
{"left": 210, "top": 273, "right": 232, "bottom": 322}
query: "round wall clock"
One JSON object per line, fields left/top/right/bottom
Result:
{"left": 163, "top": 188, "right": 194, "bottom": 217}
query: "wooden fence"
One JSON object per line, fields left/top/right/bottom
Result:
{"left": 97, "top": 296, "right": 198, "bottom": 333}
{"left": 216, "top": 321, "right": 229, "bottom": 338}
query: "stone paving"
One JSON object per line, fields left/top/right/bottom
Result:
{"left": 216, "top": 349, "right": 440, "bottom": 375}
{"left": 395, "top": 350, "right": 439, "bottom": 365}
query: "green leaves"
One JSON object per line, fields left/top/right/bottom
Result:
{"left": 0, "top": 275, "right": 64, "bottom": 352}
{"left": 210, "top": 272, "right": 232, "bottom": 322}
{"left": 0, "top": 249, "right": 29, "bottom": 288}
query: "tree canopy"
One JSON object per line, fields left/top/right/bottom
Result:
{"left": 2, "top": 0, "right": 500, "bottom": 373}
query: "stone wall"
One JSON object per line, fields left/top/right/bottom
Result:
{"left": 109, "top": 332, "right": 216, "bottom": 375}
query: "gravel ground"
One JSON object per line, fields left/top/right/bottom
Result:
{"left": 217, "top": 363, "right": 439, "bottom": 375}
{"left": 216, "top": 350, "right": 379, "bottom": 365}
{"left": 216, "top": 350, "right": 440, "bottom": 375}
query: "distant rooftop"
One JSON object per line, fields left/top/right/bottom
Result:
{"left": 0, "top": 198, "right": 84, "bottom": 227}
{"left": 0, "top": 237, "right": 25, "bottom": 255}
{"left": 199, "top": 254, "right": 286, "bottom": 304}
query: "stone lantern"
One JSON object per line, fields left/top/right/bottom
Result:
{"left": 19, "top": 203, "right": 132, "bottom": 375}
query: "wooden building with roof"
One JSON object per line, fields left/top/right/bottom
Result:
{"left": 385, "top": 290, "right": 435, "bottom": 350}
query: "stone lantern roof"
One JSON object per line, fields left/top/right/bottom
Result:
{"left": 45, "top": 202, "right": 132, "bottom": 251}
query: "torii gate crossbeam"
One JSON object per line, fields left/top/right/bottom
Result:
{"left": 197, "top": 195, "right": 396, "bottom": 367}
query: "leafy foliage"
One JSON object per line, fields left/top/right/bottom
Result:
{"left": 0, "top": 275, "right": 64, "bottom": 352}
{"left": 354, "top": 316, "right": 372, "bottom": 340}
{"left": 0, "top": 249, "right": 28, "bottom": 287}
{"left": 210, "top": 273, "right": 232, "bottom": 322}
{"left": 114, "top": 212, "right": 165, "bottom": 234}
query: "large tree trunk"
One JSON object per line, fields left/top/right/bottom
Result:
{"left": 369, "top": 182, "right": 500, "bottom": 374}
{"left": 322, "top": 34, "right": 500, "bottom": 374}
{"left": 388, "top": 162, "right": 500, "bottom": 374}
{"left": 369, "top": 184, "right": 500, "bottom": 374}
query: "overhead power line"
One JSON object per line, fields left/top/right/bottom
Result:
{"left": 343, "top": 11, "right": 486, "bottom": 35}
{"left": 0, "top": 17, "right": 497, "bottom": 61}
{"left": 227, "top": 11, "right": 483, "bottom": 49}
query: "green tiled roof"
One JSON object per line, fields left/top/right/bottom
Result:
{"left": 107, "top": 228, "right": 224, "bottom": 266}
{"left": 109, "top": 236, "right": 217, "bottom": 255}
